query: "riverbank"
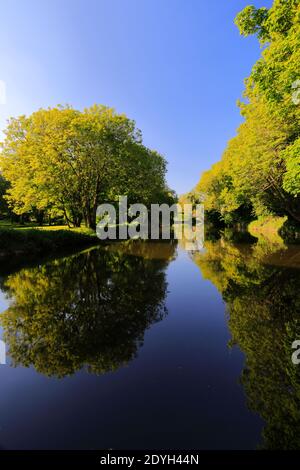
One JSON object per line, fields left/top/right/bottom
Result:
{"left": 0, "top": 225, "right": 99, "bottom": 258}
{"left": 248, "top": 216, "right": 287, "bottom": 243}
{"left": 248, "top": 216, "right": 300, "bottom": 244}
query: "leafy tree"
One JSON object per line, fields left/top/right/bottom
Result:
{"left": 0, "top": 105, "right": 170, "bottom": 228}
{"left": 282, "top": 137, "right": 300, "bottom": 196}
{"left": 235, "top": 5, "right": 269, "bottom": 41}
{"left": 197, "top": 0, "right": 300, "bottom": 224}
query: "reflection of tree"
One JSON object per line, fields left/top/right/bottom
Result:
{"left": 193, "top": 238, "right": 300, "bottom": 449}
{"left": 105, "top": 239, "right": 177, "bottom": 261}
{"left": 0, "top": 244, "right": 172, "bottom": 377}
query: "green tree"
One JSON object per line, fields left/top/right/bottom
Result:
{"left": 0, "top": 105, "right": 170, "bottom": 228}
{"left": 197, "top": 0, "right": 300, "bottom": 224}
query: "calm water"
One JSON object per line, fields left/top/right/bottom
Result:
{"left": 0, "top": 235, "right": 300, "bottom": 450}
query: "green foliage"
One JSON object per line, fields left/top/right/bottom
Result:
{"left": 282, "top": 137, "right": 300, "bottom": 196}
{"left": 197, "top": 0, "right": 300, "bottom": 225}
{"left": 235, "top": 5, "right": 269, "bottom": 41}
{"left": 248, "top": 215, "right": 287, "bottom": 240}
{"left": 0, "top": 105, "right": 170, "bottom": 229}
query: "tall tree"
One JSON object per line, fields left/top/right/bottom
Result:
{"left": 197, "top": 0, "right": 300, "bottom": 224}
{"left": 0, "top": 105, "right": 170, "bottom": 228}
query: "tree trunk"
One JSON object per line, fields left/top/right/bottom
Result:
{"left": 84, "top": 202, "right": 96, "bottom": 230}
{"left": 35, "top": 210, "right": 44, "bottom": 226}
{"left": 86, "top": 210, "right": 96, "bottom": 230}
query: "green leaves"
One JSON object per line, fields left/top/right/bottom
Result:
{"left": 197, "top": 0, "right": 300, "bottom": 224}
{"left": 235, "top": 5, "right": 269, "bottom": 41}
{"left": 0, "top": 105, "right": 170, "bottom": 228}
{"left": 282, "top": 138, "right": 300, "bottom": 196}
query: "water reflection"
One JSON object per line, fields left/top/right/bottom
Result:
{"left": 1, "top": 234, "right": 300, "bottom": 449}
{"left": 192, "top": 235, "right": 300, "bottom": 449}
{"left": 0, "top": 242, "right": 176, "bottom": 377}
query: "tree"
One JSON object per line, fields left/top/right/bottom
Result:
{"left": 235, "top": 5, "right": 269, "bottom": 41}
{"left": 197, "top": 0, "right": 300, "bottom": 224}
{"left": 0, "top": 105, "right": 170, "bottom": 228}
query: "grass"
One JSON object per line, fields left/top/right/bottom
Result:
{"left": 248, "top": 216, "right": 287, "bottom": 244}
{"left": 0, "top": 221, "right": 99, "bottom": 257}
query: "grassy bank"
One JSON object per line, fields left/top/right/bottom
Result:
{"left": 248, "top": 216, "right": 287, "bottom": 238}
{"left": 0, "top": 225, "right": 99, "bottom": 258}
{"left": 248, "top": 215, "right": 300, "bottom": 244}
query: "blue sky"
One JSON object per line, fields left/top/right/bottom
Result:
{"left": 0, "top": 0, "right": 272, "bottom": 194}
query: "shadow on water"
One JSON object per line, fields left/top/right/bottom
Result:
{"left": 0, "top": 241, "right": 176, "bottom": 378}
{"left": 191, "top": 233, "right": 300, "bottom": 449}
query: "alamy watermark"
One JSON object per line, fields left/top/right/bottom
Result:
{"left": 292, "top": 340, "right": 300, "bottom": 365}
{"left": 96, "top": 196, "right": 204, "bottom": 251}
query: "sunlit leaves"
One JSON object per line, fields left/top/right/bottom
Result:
{"left": 197, "top": 0, "right": 300, "bottom": 223}
{"left": 0, "top": 105, "right": 170, "bottom": 228}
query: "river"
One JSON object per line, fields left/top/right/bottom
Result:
{"left": 0, "top": 233, "right": 299, "bottom": 449}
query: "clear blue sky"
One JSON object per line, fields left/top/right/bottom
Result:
{"left": 0, "top": 0, "right": 272, "bottom": 195}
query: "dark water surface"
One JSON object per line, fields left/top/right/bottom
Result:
{"left": 0, "top": 236, "right": 300, "bottom": 450}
